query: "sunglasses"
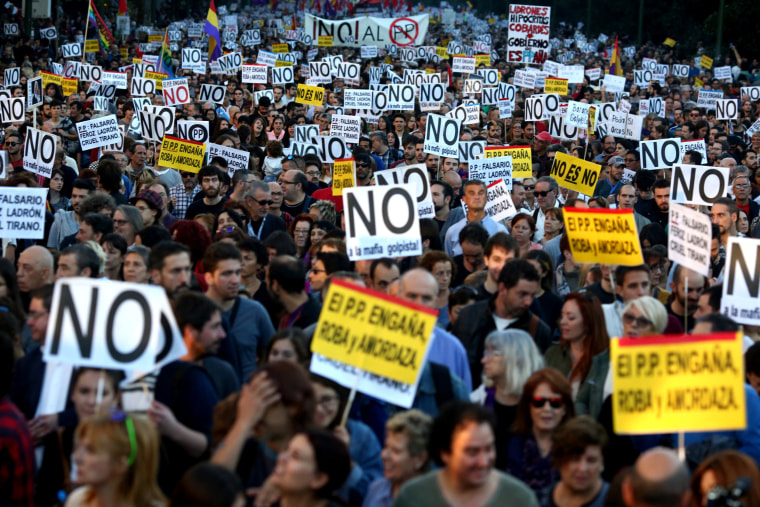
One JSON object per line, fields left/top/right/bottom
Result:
{"left": 356, "top": 162, "right": 370, "bottom": 168}
{"left": 523, "top": 185, "right": 535, "bottom": 190}
{"left": 254, "top": 199, "right": 274, "bottom": 206}
{"left": 535, "top": 190, "right": 553, "bottom": 197}
{"left": 622, "top": 313, "right": 653, "bottom": 329}
{"left": 181, "top": 173, "right": 195, "bottom": 178}
{"left": 5, "top": 142, "right": 20, "bottom": 147}
{"left": 531, "top": 397, "right": 564, "bottom": 409}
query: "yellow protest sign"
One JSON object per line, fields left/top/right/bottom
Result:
{"left": 611, "top": 332, "right": 745, "bottom": 434}
{"left": 550, "top": 151, "right": 601, "bottom": 196}
{"left": 296, "top": 83, "right": 325, "bottom": 107}
{"left": 544, "top": 77, "right": 568, "bottom": 95}
{"left": 695, "top": 77, "right": 704, "bottom": 88}
{"left": 311, "top": 278, "right": 437, "bottom": 384}
{"left": 700, "top": 55, "right": 713, "bottom": 70}
{"left": 664, "top": 38, "right": 676, "bottom": 47}
{"left": 148, "top": 35, "right": 162, "bottom": 43}
{"left": 120, "top": 48, "right": 128, "bottom": 58}
{"left": 435, "top": 47, "right": 447, "bottom": 58}
{"left": 158, "top": 135, "right": 206, "bottom": 173}
{"left": 563, "top": 207, "right": 643, "bottom": 265}
{"left": 475, "top": 54, "right": 490, "bottom": 67}
{"left": 85, "top": 39, "right": 100, "bottom": 53}
{"left": 133, "top": 58, "right": 143, "bottom": 64}
{"left": 318, "top": 35, "right": 333, "bottom": 47}
{"left": 145, "top": 71, "right": 168, "bottom": 91}
{"left": 272, "top": 43, "right": 289, "bottom": 53}
{"left": 332, "top": 158, "right": 355, "bottom": 196}
{"left": 485, "top": 145, "right": 532, "bottom": 178}
{"left": 41, "top": 71, "right": 62, "bottom": 88}
{"left": 588, "top": 106, "right": 596, "bottom": 134}
{"left": 62, "top": 78, "right": 78, "bottom": 96}
{"left": 274, "top": 60, "right": 294, "bottom": 67}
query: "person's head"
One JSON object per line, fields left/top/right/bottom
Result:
{"left": 601, "top": 135, "right": 616, "bottom": 155}
{"left": 173, "top": 292, "right": 225, "bottom": 357}
{"left": 483, "top": 233, "right": 519, "bottom": 285}
{"left": 237, "top": 237, "right": 269, "bottom": 280}
{"left": 622, "top": 296, "right": 668, "bottom": 338}
{"left": 270, "top": 428, "right": 351, "bottom": 501}
{"left": 496, "top": 259, "right": 541, "bottom": 318}
{"left": 689, "top": 450, "right": 760, "bottom": 507}
{"left": 245, "top": 180, "right": 274, "bottom": 220}
{"left": 267, "top": 255, "right": 307, "bottom": 299}
{"left": 74, "top": 413, "right": 165, "bottom": 506}
{"left": 459, "top": 223, "right": 489, "bottom": 272}
{"left": 113, "top": 205, "right": 144, "bottom": 245}
{"left": 710, "top": 197, "right": 739, "bottom": 238}
{"left": 97, "top": 159, "right": 123, "bottom": 194}
{"left": 692, "top": 312, "right": 741, "bottom": 336}
{"left": 558, "top": 292, "right": 609, "bottom": 377}
{"left": 418, "top": 251, "right": 455, "bottom": 295}
{"left": 26, "top": 284, "right": 53, "bottom": 344}
{"left": 510, "top": 212, "right": 537, "bottom": 244}
{"left": 69, "top": 368, "right": 123, "bottom": 420}
{"left": 203, "top": 242, "right": 243, "bottom": 302}
{"left": 197, "top": 166, "right": 223, "bottom": 198}
{"left": 369, "top": 257, "right": 400, "bottom": 293}
{"left": 462, "top": 179, "right": 487, "bottom": 213}
{"left": 76, "top": 212, "right": 114, "bottom": 245}
{"left": 618, "top": 183, "right": 637, "bottom": 210}
{"left": 746, "top": 341, "right": 760, "bottom": 396}
{"left": 622, "top": 447, "right": 690, "bottom": 507}
{"left": 57, "top": 244, "right": 101, "bottom": 279}
{"left": 513, "top": 368, "right": 575, "bottom": 435}
{"left": 381, "top": 409, "right": 432, "bottom": 487}
{"left": 171, "top": 463, "right": 244, "bottom": 507}
{"left": 615, "top": 265, "right": 652, "bottom": 303}
{"left": 670, "top": 264, "right": 706, "bottom": 314}
{"left": 535, "top": 176, "right": 559, "bottom": 211}
{"left": 149, "top": 241, "right": 193, "bottom": 295}
{"left": 551, "top": 416, "right": 608, "bottom": 497}
{"left": 281, "top": 170, "right": 308, "bottom": 202}
{"left": 264, "top": 328, "right": 310, "bottom": 366}
{"left": 482, "top": 328, "right": 544, "bottom": 394}
{"left": 17, "top": 245, "right": 54, "bottom": 292}
{"left": 309, "top": 252, "right": 351, "bottom": 293}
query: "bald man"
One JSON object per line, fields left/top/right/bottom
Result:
{"left": 622, "top": 447, "right": 690, "bottom": 507}
{"left": 17, "top": 245, "right": 54, "bottom": 297}
{"left": 443, "top": 170, "right": 463, "bottom": 207}
{"left": 398, "top": 268, "right": 472, "bottom": 391}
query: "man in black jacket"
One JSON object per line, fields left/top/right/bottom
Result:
{"left": 451, "top": 259, "right": 553, "bottom": 388}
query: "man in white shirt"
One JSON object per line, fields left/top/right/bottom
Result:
{"left": 445, "top": 179, "right": 507, "bottom": 256}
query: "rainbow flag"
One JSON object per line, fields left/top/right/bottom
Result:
{"left": 118, "top": 0, "right": 128, "bottom": 16}
{"left": 204, "top": 0, "right": 222, "bottom": 62}
{"left": 88, "top": 0, "right": 116, "bottom": 51}
{"left": 608, "top": 35, "right": 622, "bottom": 77}
{"left": 159, "top": 30, "right": 175, "bottom": 79}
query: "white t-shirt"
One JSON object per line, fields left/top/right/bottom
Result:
{"left": 493, "top": 314, "right": 518, "bottom": 330}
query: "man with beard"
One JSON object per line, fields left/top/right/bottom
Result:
{"left": 266, "top": 255, "right": 321, "bottom": 330}
{"left": 311, "top": 150, "right": 374, "bottom": 212}
{"left": 710, "top": 197, "right": 738, "bottom": 246}
{"left": 280, "top": 170, "right": 313, "bottom": 217}
{"left": 185, "top": 166, "right": 228, "bottom": 219}
{"left": 149, "top": 241, "right": 194, "bottom": 296}
{"left": 203, "top": 242, "right": 274, "bottom": 380}
{"left": 431, "top": 181, "right": 464, "bottom": 242}
{"left": 642, "top": 179, "right": 670, "bottom": 228}
{"left": 47, "top": 179, "right": 95, "bottom": 249}
{"left": 4, "top": 132, "right": 24, "bottom": 172}
{"left": 593, "top": 135, "right": 616, "bottom": 163}
{"left": 391, "top": 135, "right": 421, "bottom": 168}
{"left": 667, "top": 265, "right": 706, "bottom": 332}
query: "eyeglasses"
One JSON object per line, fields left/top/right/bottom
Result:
{"left": 253, "top": 199, "right": 274, "bottom": 206}
{"left": 535, "top": 190, "right": 553, "bottom": 197}
{"left": 524, "top": 185, "right": 535, "bottom": 190}
{"left": 622, "top": 313, "right": 653, "bottom": 329}
{"left": 531, "top": 397, "right": 564, "bottom": 409}
{"left": 306, "top": 170, "right": 321, "bottom": 176}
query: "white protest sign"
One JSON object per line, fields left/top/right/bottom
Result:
{"left": 343, "top": 184, "right": 422, "bottom": 261}
{"left": 671, "top": 64, "right": 689, "bottom": 79}
{"left": 344, "top": 89, "right": 374, "bottom": 109}
{"left": 0, "top": 187, "right": 48, "bottom": 239}
{"left": 424, "top": 114, "right": 460, "bottom": 157}
{"left": 668, "top": 203, "right": 711, "bottom": 277}
{"left": 507, "top": 5, "right": 551, "bottom": 63}
{"left": 313, "top": 136, "right": 352, "bottom": 163}
{"left": 43, "top": 279, "right": 183, "bottom": 372}
{"left": 714, "top": 66, "right": 732, "bottom": 81}
{"left": 176, "top": 120, "right": 210, "bottom": 144}
{"left": 468, "top": 156, "right": 513, "bottom": 187}
{"left": 513, "top": 69, "right": 536, "bottom": 88}
{"left": 0, "top": 97, "right": 25, "bottom": 123}
{"left": 681, "top": 139, "right": 708, "bottom": 162}
{"left": 386, "top": 84, "right": 415, "bottom": 111}
{"left": 375, "top": 164, "right": 434, "bottom": 219}
{"left": 547, "top": 115, "right": 580, "bottom": 141}
{"left": 94, "top": 94, "right": 114, "bottom": 111}
{"left": 130, "top": 76, "right": 156, "bottom": 97}
{"left": 485, "top": 179, "right": 517, "bottom": 222}
{"left": 27, "top": 77, "right": 43, "bottom": 109}
{"left": 419, "top": 82, "right": 446, "bottom": 111}
{"left": 242, "top": 64, "right": 268, "bottom": 84}
{"left": 715, "top": 99, "right": 739, "bottom": 121}
{"left": 61, "top": 43, "right": 82, "bottom": 59}
{"left": 565, "top": 101, "right": 590, "bottom": 129}
{"left": 722, "top": 236, "right": 760, "bottom": 326}
{"left": 336, "top": 62, "right": 361, "bottom": 86}
{"left": 640, "top": 138, "right": 682, "bottom": 170}
{"left": 447, "top": 103, "right": 480, "bottom": 125}
{"left": 102, "top": 71, "right": 128, "bottom": 89}
{"left": 272, "top": 66, "right": 294, "bottom": 85}
{"left": 199, "top": 84, "right": 226, "bottom": 104}
{"left": 361, "top": 46, "right": 378, "bottom": 58}
{"left": 459, "top": 140, "right": 486, "bottom": 162}
{"left": 4, "top": 67, "right": 20, "bottom": 86}
{"left": 309, "top": 61, "right": 333, "bottom": 84}
{"left": 181, "top": 48, "right": 206, "bottom": 74}
{"left": 76, "top": 115, "right": 121, "bottom": 151}
{"left": 585, "top": 67, "right": 602, "bottom": 81}
{"left": 452, "top": 57, "right": 476, "bottom": 73}
{"left": 217, "top": 51, "right": 242, "bottom": 74}
{"left": 740, "top": 87, "right": 760, "bottom": 103}
{"left": 697, "top": 90, "right": 724, "bottom": 110}
{"left": 294, "top": 124, "right": 320, "bottom": 144}
{"left": 329, "top": 114, "right": 361, "bottom": 144}
{"left": 207, "top": 142, "right": 250, "bottom": 175}
{"left": 558, "top": 64, "right": 584, "bottom": 83}
{"left": 162, "top": 78, "right": 191, "bottom": 106}
{"left": 23, "top": 127, "right": 55, "bottom": 178}
{"left": 671, "top": 164, "right": 730, "bottom": 206}
{"left": 4, "top": 24, "right": 19, "bottom": 36}
{"left": 602, "top": 111, "right": 642, "bottom": 140}
{"left": 257, "top": 50, "right": 277, "bottom": 67}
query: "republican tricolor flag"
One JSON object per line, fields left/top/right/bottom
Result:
{"left": 608, "top": 35, "right": 622, "bottom": 77}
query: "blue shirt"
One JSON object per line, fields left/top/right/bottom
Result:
{"left": 444, "top": 216, "right": 508, "bottom": 256}
{"left": 427, "top": 327, "right": 473, "bottom": 392}
{"left": 362, "top": 478, "right": 394, "bottom": 507}
{"left": 223, "top": 297, "right": 275, "bottom": 381}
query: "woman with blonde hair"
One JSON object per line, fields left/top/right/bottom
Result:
{"left": 65, "top": 412, "right": 165, "bottom": 506}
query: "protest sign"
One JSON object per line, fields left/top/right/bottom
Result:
{"left": 62, "top": 78, "right": 78, "bottom": 97}
{"left": 162, "top": 78, "right": 191, "bottom": 106}
{"left": 723, "top": 236, "right": 760, "bottom": 325}
{"left": 544, "top": 77, "right": 568, "bottom": 95}
{"left": 467, "top": 156, "right": 513, "bottom": 187}
{"left": 424, "top": 114, "right": 460, "bottom": 157}
{"left": 23, "top": 128, "right": 55, "bottom": 178}
{"left": 680, "top": 139, "right": 708, "bottom": 162}
{"left": 602, "top": 111, "right": 642, "bottom": 140}
{"left": 41, "top": 71, "right": 62, "bottom": 88}
{"left": 668, "top": 203, "right": 711, "bottom": 277}
{"left": 304, "top": 14, "right": 430, "bottom": 48}
{"left": 697, "top": 90, "right": 723, "bottom": 110}
{"left": 375, "top": 164, "right": 435, "bottom": 219}
{"left": 313, "top": 136, "right": 352, "bottom": 163}
{"left": 242, "top": 64, "right": 268, "bottom": 84}
{"left": 452, "top": 57, "right": 476, "bottom": 73}
{"left": 207, "top": 143, "right": 250, "bottom": 175}
{"left": 485, "top": 179, "right": 517, "bottom": 221}
{"left": 257, "top": 50, "right": 277, "bottom": 67}
{"left": 130, "top": 76, "right": 156, "bottom": 97}
{"left": 506, "top": 5, "right": 551, "bottom": 63}
{"left": 548, "top": 115, "right": 581, "bottom": 141}
{"left": 671, "top": 164, "right": 730, "bottom": 206}
{"left": 714, "top": 66, "right": 732, "bottom": 81}
{"left": 447, "top": 103, "right": 480, "bottom": 125}
{"left": 176, "top": 120, "right": 210, "bottom": 144}
{"left": 0, "top": 187, "right": 48, "bottom": 239}
{"left": 0, "top": 97, "right": 25, "bottom": 123}
{"left": 43, "top": 279, "right": 184, "bottom": 372}
{"left": 329, "top": 115, "right": 361, "bottom": 143}
{"left": 182, "top": 48, "right": 206, "bottom": 74}
{"left": 485, "top": 145, "right": 532, "bottom": 178}
{"left": 550, "top": 152, "right": 601, "bottom": 196}
{"left": 563, "top": 207, "right": 643, "bottom": 265}
{"left": 343, "top": 184, "right": 422, "bottom": 261}
{"left": 525, "top": 93, "right": 561, "bottom": 121}
{"left": 386, "top": 84, "right": 415, "bottom": 111}
{"left": 61, "top": 43, "right": 82, "bottom": 59}
{"left": 158, "top": 135, "right": 205, "bottom": 173}
{"left": 344, "top": 90, "right": 374, "bottom": 110}
{"left": 27, "top": 77, "right": 43, "bottom": 109}
{"left": 640, "top": 138, "right": 682, "bottom": 170}
{"left": 76, "top": 115, "right": 121, "bottom": 151}
{"left": 331, "top": 158, "right": 355, "bottom": 197}
{"left": 102, "top": 71, "right": 128, "bottom": 89}
{"left": 294, "top": 125, "right": 320, "bottom": 144}
{"left": 610, "top": 332, "right": 745, "bottom": 434}
{"left": 715, "top": 99, "right": 739, "bottom": 121}
{"left": 585, "top": 67, "right": 602, "bottom": 81}
{"left": 565, "top": 101, "right": 590, "bottom": 129}
{"left": 557, "top": 65, "right": 584, "bottom": 84}
{"left": 459, "top": 140, "right": 486, "bottom": 162}
{"left": 740, "top": 86, "right": 760, "bottom": 102}
{"left": 296, "top": 83, "right": 325, "bottom": 106}
{"left": 513, "top": 69, "right": 536, "bottom": 89}
{"left": 199, "top": 84, "right": 226, "bottom": 104}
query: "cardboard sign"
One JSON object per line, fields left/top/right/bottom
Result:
{"left": 162, "top": 78, "right": 191, "bottom": 106}
{"left": 4, "top": 67, "right": 20, "bottom": 87}
{"left": 468, "top": 156, "right": 513, "bottom": 187}
{"left": 294, "top": 125, "right": 320, "bottom": 144}
{"left": 419, "top": 82, "right": 446, "bottom": 111}
{"left": 296, "top": 83, "right": 325, "bottom": 107}
{"left": 343, "top": 184, "right": 422, "bottom": 261}
{"left": 513, "top": 69, "right": 536, "bottom": 88}
{"left": 182, "top": 48, "right": 206, "bottom": 74}
{"left": 700, "top": 55, "right": 713, "bottom": 69}
{"left": 0, "top": 188, "right": 48, "bottom": 239}
{"left": 715, "top": 99, "right": 739, "bottom": 121}
{"left": 424, "top": 114, "right": 460, "bottom": 157}
{"left": 158, "top": 135, "right": 205, "bottom": 173}
{"left": 0, "top": 97, "right": 25, "bottom": 123}
{"left": 242, "top": 64, "right": 268, "bottom": 84}
{"left": 304, "top": 14, "right": 430, "bottom": 48}
{"left": 550, "top": 151, "right": 601, "bottom": 196}
{"left": 199, "top": 84, "right": 226, "bottom": 104}
{"left": 62, "top": 78, "right": 78, "bottom": 97}
{"left": 484, "top": 179, "right": 517, "bottom": 222}
{"left": 563, "top": 207, "right": 643, "bottom": 265}
{"left": 481, "top": 147, "right": 525, "bottom": 179}
{"left": 130, "top": 76, "right": 156, "bottom": 97}
{"left": 640, "top": 138, "right": 682, "bottom": 170}
{"left": 310, "top": 278, "right": 436, "bottom": 394}
{"left": 671, "top": 164, "right": 730, "bottom": 206}
{"left": 723, "top": 237, "right": 760, "bottom": 326}
{"left": 668, "top": 203, "right": 711, "bottom": 277}
{"left": 102, "top": 71, "right": 128, "bottom": 89}
{"left": 740, "top": 86, "right": 760, "bottom": 103}
{"left": 331, "top": 158, "right": 355, "bottom": 197}
{"left": 76, "top": 115, "right": 121, "bottom": 151}
{"left": 544, "top": 77, "right": 568, "bottom": 95}
{"left": 272, "top": 66, "right": 294, "bottom": 85}
{"left": 697, "top": 90, "right": 724, "bottom": 110}
{"left": 344, "top": 89, "right": 374, "bottom": 109}
{"left": 458, "top": 140, "right": 486, "bottom": 162}
{"left": 680, "top": 139, "right": 708, "bottom": 162}
{"left": 452, "top": 56, "right": 476, "bottom": 73}
{"left": 23, "top": 127, "right": 56, "bottom": 178}
{"left": 257, "top": 50, "right": 277, "bottom": 67}
{"left": 507, "top": 5, "right": 551, "bottom": 63}
{"left": 602, "top": 111, "right": 642, "bottom": 141}
{"left": 375, "top": 163, "right": 434, "bottom": 219}
{"left": 386, "top": 84, "right": 415, "bottom": 111}
{"left": 329, "top": 114, "right": 361, "bottom": 144}
{"left": 61, "top": 43, "right": 82, "bottom": 59}
{"left": 43, "top": 279, "right": 184, "bottom": 372}
{"left": 565, "top": 101, "right": 590, "bottom": 129}
{"left": 207, "top": 142, "right": 250, "bottom": 175}
{"left": 176, "top": 120, "right": 210, "bottom": 144}
{"left": 603, "top": 74, "right": 625, "bottom": 93}
{"left": 611, "top": 332, "right": 745, "bottom": 434}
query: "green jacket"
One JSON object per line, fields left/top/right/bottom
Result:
{"left": 574, "top": 349, "right": 610, "bottom": 420}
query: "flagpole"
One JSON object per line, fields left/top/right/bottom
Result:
{"left": 82, "top": 0, "right": 90, "bottom": 64}
{"left": 158, "top": 27, "right": 168, "bottom": 75}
